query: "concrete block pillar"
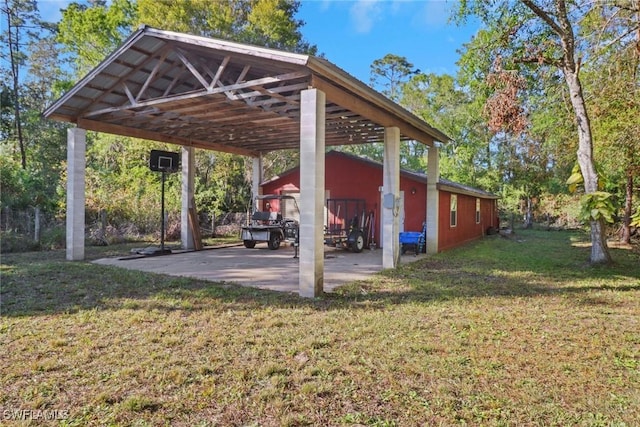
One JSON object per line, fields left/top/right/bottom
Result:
{"left": 252, "top": 155, "right": 263, "bottom": 211}
{"left": 382, "top": 127, "right": 401, "bottom": 269}
{"left": 66, "top": 128, "right": 86, "bottom": 261}
{"left": 299, "top": 88, "right": 325, "bottom": 298}
{"left": 181, "top": 146, "right": 195, "bottom": 250}
{"left": 426, "top": 146, "right": 440, "bottom": 254}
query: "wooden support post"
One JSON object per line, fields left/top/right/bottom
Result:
{"left": 188, "top": 197, "right": 203, "bottom": 251}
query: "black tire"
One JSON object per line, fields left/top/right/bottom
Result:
{"left": 349, "top": 230, "right": 365, "bottom": 253}
{"left": 243, "top": 240, "right": 256, "bottom": 248}
{"left": 268, "top": 233, "right": 282, "bottom": 250}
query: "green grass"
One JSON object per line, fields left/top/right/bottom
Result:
{"left": 1, "top": 230, "right": 639, "bottom": 426}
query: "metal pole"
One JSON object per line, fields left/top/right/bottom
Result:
{"left": 161, "top": 171, "right": 166, "bottom": 251}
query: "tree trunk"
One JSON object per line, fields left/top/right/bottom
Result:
{"left": 12, "top": 68, "right": 26, "bottom": 169}
{"left": 34, "top": 207, "right": 41, "bottom": 242}
{"left": 6, "top": 8, "right": 27, "bottom": 169}
{"left": 524, "top": 197, "right": 533, "bottom": 229}
{"left": 562, "top": 69, "right": 612, "bottom": 263}
{"left": 620, "top": 172, "right": 633, "bottom": 244}
{"left": 590, "top": 219, "right": 611, "bottom": 262}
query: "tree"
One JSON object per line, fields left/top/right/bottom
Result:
{"left": 370, "top": 53, "right": 420, "bottom": 102}
{"left": 589, "top": 52, "right": 640, "bottom": 243}
{"left": 1, "top": 0, "right": 41, "bottom": 169}
{"left": 136, "top": 0, "right": 316, "bottom": 54}
{"left": 456, "top": 0, "right": 627, "bottom": 264}
{"left": 0, "top": 0, "right": 69, "bottom": 214}
{"left": 400, "top": 72, "right": 497, "bottom": 189}
{"left": 338, "top": 54, "right": 422, "bottom": 167}
{"left": 57, "top": 0, "right": 137, "bottom": 76}
{"left": 582, "top": 2, "right": 640, "bottom": 244}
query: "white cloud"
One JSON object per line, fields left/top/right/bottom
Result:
{"left": 317, "top": 0, "right": 333, "bottom": 12}
{"left": 349, "top": 0, "right": 383, "bottom": 34}
{"left": 414, "top": 0, "right": 455, "bottom": 28}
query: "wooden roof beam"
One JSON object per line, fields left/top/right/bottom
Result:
{"left": 311, "top": 75, "right": 435, "bottom": 147}
{"left": 77, "top": 117, "right": 258, "bottom": 157}
{"left": 86, "top": 45, "right": 175, "bottom": 111}
{"left": 136, "top": 48, "right": 172, "bottom": 102}
{"left": 175, "top": 47, "right": 210, "bottom": 90}
{"left": 84, "top": 70, "right": 310, "bottom": 118}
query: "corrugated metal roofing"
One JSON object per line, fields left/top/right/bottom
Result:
{"left": 44, "top": 26, "right": 450, "bottom": 157}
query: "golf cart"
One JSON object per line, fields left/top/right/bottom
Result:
{"left": 241, "top": 194, "right": 300, "bottom": 250}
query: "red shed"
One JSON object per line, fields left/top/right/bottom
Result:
{"left": 261, "top": 151, "right": 499, "bottom": 253}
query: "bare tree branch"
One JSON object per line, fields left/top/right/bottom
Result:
{"left": 521, "top": 0, "right": 564, "bottom": 36}
{"left": 601, "top": 26, "right": 640, "bottom": 53}
{"left": 515, "top": 56, "right": 563, "bottom": 67}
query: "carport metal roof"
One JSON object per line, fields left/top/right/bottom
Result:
{"left": 44, "top": 26, "right": 449, "bottom": 156}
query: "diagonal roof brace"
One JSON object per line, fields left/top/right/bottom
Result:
{"left": 83, "top": 70, "right": 311, "bottom": 119}
{"left": 44, "top": 26, "right": 450, "bottom": 155}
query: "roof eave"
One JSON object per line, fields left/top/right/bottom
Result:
{"left": 43, "top": 25, "right": 149, "bottom": 120}
{"left": 437, "top": 182, "right": 500, "bottom": 200}
{"left": 306, "top": 57, "right": 451, "bottom": 145}
{"left": 143, "top": 26, "right": 310, "bottom": 65}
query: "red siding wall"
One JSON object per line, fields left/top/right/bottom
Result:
{"left": 438, "top": 191, "right": 498, "bottom": 252}
{"left": 317, "top": 154, "right": 427, "bottom": 234}
{"left": 263, "top": 171, "right": 301, "bottom": 195}
{"left": 262, "top": 152, "right": 497, "bottom": 252}
{"left": 262, "top": 153, "right": 428, "bottom": 247}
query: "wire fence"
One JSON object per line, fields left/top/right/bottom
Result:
{"left": 1, "top": 207, "right": 60, "bottom": 241}
{"left": 1, "top": 207, "right": 250, "bottom": 252}
{"left": 203, "top": 212, "right": 249, "bottom": 238}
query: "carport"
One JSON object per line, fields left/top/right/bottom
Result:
{"left": 44, "top": 26, "right": 449, "bottom": 297}
{"left": 93, "top": 245, "right": 404, "bottom": 294}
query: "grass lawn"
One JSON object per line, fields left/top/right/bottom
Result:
{"left": 1, "top": 229, "right": 639, "bottom": 426}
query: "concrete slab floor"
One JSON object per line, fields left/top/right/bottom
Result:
{"left": 93, "top": 243, "right": 427, "bottom": 295}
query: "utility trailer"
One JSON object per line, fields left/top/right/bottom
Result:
{"left": 324, "top": 198, "right": 374, "bottom": 253}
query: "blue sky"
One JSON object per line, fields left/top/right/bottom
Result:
{"left": 297, "top": 1, "right": 480, "bottom": 81}
{"left": 37, "top": 0, "right": 479, "bottom": 82}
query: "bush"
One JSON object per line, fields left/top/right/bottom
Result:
{"left": 164, "top": 213, "right": 181, "bottom": 240}
{"left": 214, "top": 223, "right": 242, "bottom": 237}
{"left": 0, "top": 232, "right": 41, "bottom": 253}
{"left": 538, "top": 193, "right": 583, "bottom": 229}
{"left": 40, "top": 226, "right": 66, "bottom": 250}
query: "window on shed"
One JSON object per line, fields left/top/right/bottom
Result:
{"left": 475, "top": 198, "right": 481, "bottom": 224}
{"left": 450, "top": 195, "right": 457, "bottom": 227}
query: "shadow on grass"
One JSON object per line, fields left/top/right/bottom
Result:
{"left": 334, "top": 260, "right": 640, "bottom": 307}
{"left": 1, "top": 230, "right": 638, "bottom": 317}
{"left": 0, "top": 253, "right": 311, "bottom": 317}
{"left": 334, "top": 228, "right": 639, "bottom": 305}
